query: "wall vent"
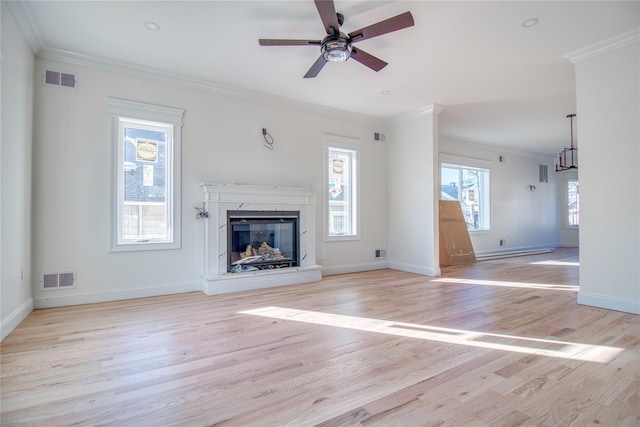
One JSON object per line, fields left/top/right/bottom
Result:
{"left": 41, "top": 271, "right": 77, "bottom": 290}
{"left": 375, "top": 249, "right": 387, "bottom": 258}
{"left": 539, "top": 164, "right": 548, "bottom": 183}
{"left": 43, "top": 68, "right": 78, "bottom": 89}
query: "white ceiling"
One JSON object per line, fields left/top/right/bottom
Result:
{"left": 9, "top": 1, "right": 640, "bottom": 156}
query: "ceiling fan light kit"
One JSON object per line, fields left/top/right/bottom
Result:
{"left": 258, "top": 0, "right": 415, "bottom": 78}
{"left": 321, "top": 34, "right": 352, "bottom": 62}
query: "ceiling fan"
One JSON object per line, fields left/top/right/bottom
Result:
{"left": 258, "top": 0, "right": 415, "bottom": 78}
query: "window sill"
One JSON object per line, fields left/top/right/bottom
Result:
{"left": 325, "top": 235, "right": 361, "bottom": 242}
{"left": 469, "top": 229, "right": 491, "bottom": 234}
{"left": 109, "top": 241, "right": 181, "bottom": 252}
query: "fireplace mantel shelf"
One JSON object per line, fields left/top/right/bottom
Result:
{"left": 201, "top": 182, "right": 312, "bottom": 193}
{"left": 201, "top": 183, "right": 320, "bottom": 296}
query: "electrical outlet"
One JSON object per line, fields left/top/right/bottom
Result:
{"left": 499, "top": 239, "right": 505, "bottom": 246}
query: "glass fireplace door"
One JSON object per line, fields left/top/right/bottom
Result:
{"left": 228, "top": 211, "right": 299, "bottom": 272}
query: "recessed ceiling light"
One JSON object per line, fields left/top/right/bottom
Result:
{"left": 381, "top": 90, "right": 391, "bottom": 95}
{"left": 145, "top": 21, "right": 160, "bottom": 31}
{"left": 522, "top": 18, "right": 539, "bottom": 28}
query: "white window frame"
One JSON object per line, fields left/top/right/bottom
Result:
{"left": 107, "top": 98, "right": 184, "bottom": 252}
{"left": 323, "top": 134, "right": 361, "bottom": 241}
{"left": 439, "top": 154, "right": 491, "bottom": 232}
{"left": 566, "top": 173, "right": 579, "bottom": 229}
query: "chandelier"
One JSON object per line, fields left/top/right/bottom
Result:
{"left": 555, "top": 114, "right": 578, "bottom": 171}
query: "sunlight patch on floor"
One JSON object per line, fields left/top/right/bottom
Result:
{"left": 432, "top": 277, "right": 578, "bottom": 291}
{"left": 530, "top": 260, "right": 580, "bottom": 267}
{"left": 240, "top": 307, "right": 621, "bottom": 363}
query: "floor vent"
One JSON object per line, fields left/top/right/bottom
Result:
{"left": 41, "top": 272, "right": 77, "bottom": 290}
{"left": 43, "top": 68, "right": 78, "bottom": 89}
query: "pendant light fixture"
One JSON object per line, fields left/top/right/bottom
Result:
{"left": 555, "top": 114, "right": 578, "bottom": 172}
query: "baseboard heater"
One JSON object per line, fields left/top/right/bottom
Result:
{"left": 476, "top": 248, "right": 555, "bottom": 261}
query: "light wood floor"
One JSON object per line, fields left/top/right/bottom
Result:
{"left": 2, "top": 248, "right": 639, "bottom": 426}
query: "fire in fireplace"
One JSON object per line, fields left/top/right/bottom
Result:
{"left": 227, "top": 210, "right": 299, "bottom": 272}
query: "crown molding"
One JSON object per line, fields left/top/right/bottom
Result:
{"left": 562, "top": 28, "right": 640, "bottom": 64}
{"left": 386, "top": 103, "right": 446, "bottom": 127}
{"left": 5, "top": 0, "right": 44, "bottom": 54}
{"left": 439, "top": 132, "right": 553, "bottom": 163}
{"left": 37, "top": 47, "right": 383, "bottom": 126}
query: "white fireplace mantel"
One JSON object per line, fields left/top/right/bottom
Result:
{"left": 201, "top": 183, "right": 321, "bottom": 295}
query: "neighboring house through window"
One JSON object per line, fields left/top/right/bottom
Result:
{"left": 324, "top": 134, "right": 360, "bottom": 240}
{"left": 440, "top": 156, "right": 491, "bottom": 231}
{"left": 107, "top": 98, "right": 184, "bottom": 251}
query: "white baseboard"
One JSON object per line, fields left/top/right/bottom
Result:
{"left": 387, "top": 261, "right": 441, "bottom": 277}
{"left": 558, "top": 242, "right": 579, "bottom": 248}
{"left": 1, "top": 297, "right": 34, "bottom": 341}
{"left": 34, "top": 282, "right": 201, "bottom": 309}
{"left": 321, "top": 261, "right": 388, "bottom": 276}
{"left": 577, "top": 291, "right": 640, "bottom": 314}
{"left": 203, "top": 265, "right": 322, "bottom": 296}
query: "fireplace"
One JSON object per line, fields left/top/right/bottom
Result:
{"left": 227, "top": 210, "right": 299, "bottom": 272}
{"left": 201, "top": 183, "right": 321, "bottom": 295}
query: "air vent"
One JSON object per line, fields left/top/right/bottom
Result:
{"left": 42, "top": 68, "right": 78, "bottom": 89}
{"left": 41, "top": 271, "right": 77, "bottom": 290}
{"left": 539, "top": 164, "right": 548, "bottom": 183}
{"left": 375, "top": 249, "right": 387, "bottom": 258}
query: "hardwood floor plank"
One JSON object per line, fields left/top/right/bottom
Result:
{"left": 2, "top": 248, "right": 639, "bottom": 426}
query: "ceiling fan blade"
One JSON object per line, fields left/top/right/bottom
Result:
{"left": 348, "top": 11, "right": 415, "bottom": 43}
{"left": 314, "top": 0, "right": 340, "bottom": 35}
{"left": 351, "top": 47, "right": 388, "bottom": 72}
{"left": 259, "top": 39, "right": 321, "bottom": 46}
{"left": 304, "top": 55, "right": 327, "bottom": 78}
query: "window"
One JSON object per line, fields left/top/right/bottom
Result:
{"left": 107, "top": 99, "right": 184, "bottom": 251}
{"left": 323, "top": 135, "right": 360, "bottom": 240}
{"left": 567, "top": 177, "right": 579, "bottom": 227}
{"left": 441, "top": 163, "right": 490, "bottom": 231}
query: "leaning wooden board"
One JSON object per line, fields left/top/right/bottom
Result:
{"left": 439, "top": 200, "right": 476, "bottom": 266}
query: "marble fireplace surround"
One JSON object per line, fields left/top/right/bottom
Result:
{"left": 201, "top": 183, "right": 321, "bottom": 295}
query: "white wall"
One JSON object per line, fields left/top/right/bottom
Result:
{"left": 387, "top": 107, "right": 440, "bottom": 276}
{"left": 31, "top": 57, "right": 388, "bottom": 308}
{"left": 574, "top": 41, "right": 640, "bottom": 314}
{"left": 439, "top": 136, "right": 559, "bottom": 256}
{"left": 1, "top": 3, "right": 35, "bottom": 340}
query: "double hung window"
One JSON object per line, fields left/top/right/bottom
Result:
{"left": 107, "top": 99, "right": 184, "bottom": 251}
{"left": 440, "top": 161, "right": 490, "bottom": 231}
{"left": 324, "top": 135, "right": 360, "bottom": 240}
{"left": 567, "top": 176, "right": 579, "bottom": 227}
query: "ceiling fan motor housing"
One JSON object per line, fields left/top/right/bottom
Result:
{"left": 321, "top": 33, "right": 352, "bottom": 62}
